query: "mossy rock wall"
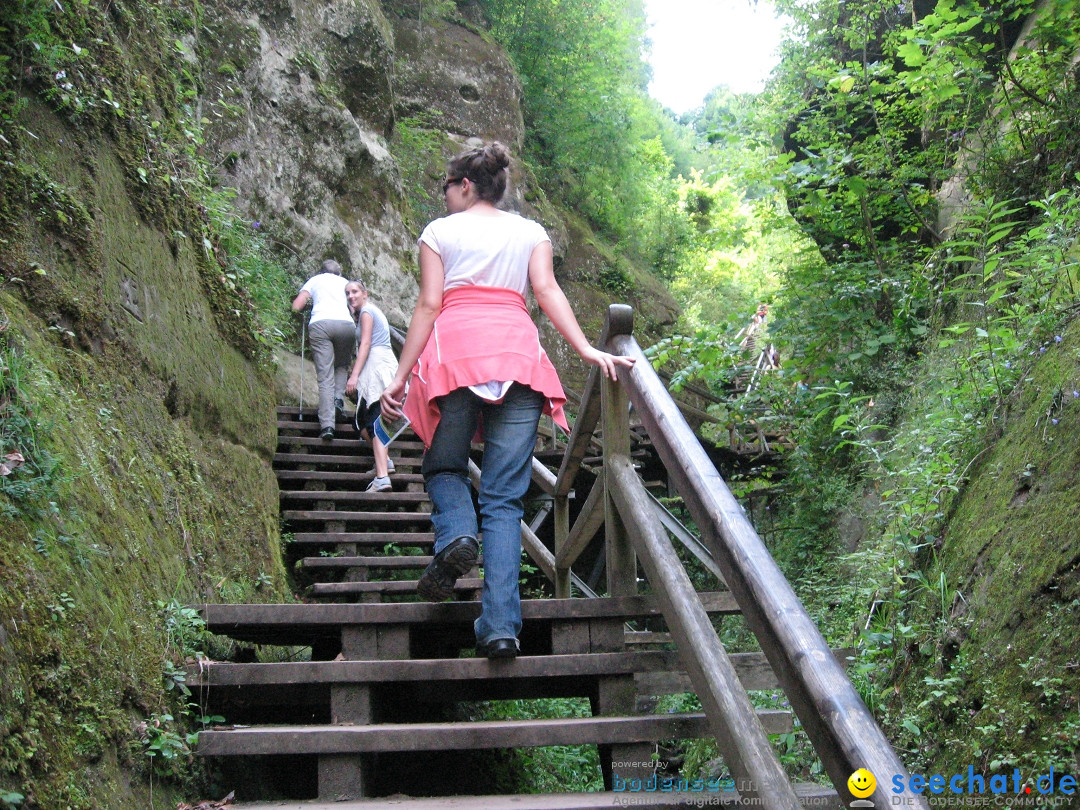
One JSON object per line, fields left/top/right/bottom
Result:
{"left": 0, "top": 93, "right": 283, "bottom": 810}
{"left": 892, "top": 318, "right": 1080, "bottom": 781}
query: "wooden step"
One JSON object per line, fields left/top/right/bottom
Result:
{"left": 278, "top": 436, "right": 425, "bottom": 453}
{"left": 275, "top": 453, "right": 424, "bottom": 469}
{"left": 278, "top": 418, "right": 363, "bottom": 432}
{"left": 199, "top": 593, "right": 739, "bottom": 646}
{"left": 300, "top": 556, "right": 435, "bottom": 570}
{"left": 280, "top": 491, "right": 429, "bottom": 504}
{"left": 309, "top": 578, "right": 482, "bottom": 596}
{"left": 275, "top": 470, "right": 425, "bottom": 486}
{"left": 192, "top": 650, "right": 781, "bottom": 693}
{"left": 289, "top": 532, "right": 434, "bottom": 546}
{"left": 198, "top": 711, "right": 790, "bottom": 756}
{"left": 282, "top": 510, "right": 433, "bottom": 523}
{"left": 224, "top": 784, "right": 842, "bottom": 809}
{"left": 625, "top": 631, "right": 672, "bottom": 646}
{"left": 278, "top": 419, "right": 365, "bottom": 433}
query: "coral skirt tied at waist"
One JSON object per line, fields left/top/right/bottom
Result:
{"left": 403, "top": 286, "right": 570, "bottom": 448}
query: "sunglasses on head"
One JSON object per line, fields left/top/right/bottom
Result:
{"left": 442, "top": 177, "right": 463, "bottom": 194}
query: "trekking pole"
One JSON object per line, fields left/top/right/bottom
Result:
{"left": 298, "top": 317, "right": 307, "bottom": 421}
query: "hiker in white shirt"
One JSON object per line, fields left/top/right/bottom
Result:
{"left": 292, "top": 259, "right": 353, "bottom": 439}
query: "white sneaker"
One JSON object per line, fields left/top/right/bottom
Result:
{"left": 369, "top": 459, "right": 395, "bottom": 475}
{"left": 366, "top": 476, "right": 392, "bottom": 493}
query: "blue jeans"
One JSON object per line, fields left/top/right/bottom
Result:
{"left": 422, "top": 384, "right": 544, "bottom": 645}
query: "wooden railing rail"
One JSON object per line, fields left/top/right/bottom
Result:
{"left": 600, "top": 304, "right": 927, "bottom": 810}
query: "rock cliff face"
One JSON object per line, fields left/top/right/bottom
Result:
{"left": 198, "top": 0, "right": 673, "bottom": 334}
{"left": 199, "top": 0, "right": 414, "bottom": 321}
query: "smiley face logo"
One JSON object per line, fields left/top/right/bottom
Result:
{"left": 848, "top": 768, "right": 876, "bottom": 799}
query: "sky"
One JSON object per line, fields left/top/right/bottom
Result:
{"left": 643, "top": 0, "right": 789, "bottom": 114}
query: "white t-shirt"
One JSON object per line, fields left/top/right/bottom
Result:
{"left": 300, "top": 273, "right": 351, "bottom": 324}
{"left": 419, "top": 210, "right": 551, "bottom": 401}
{"left": 418, "top": 211, "right": 550, "bottom": 297}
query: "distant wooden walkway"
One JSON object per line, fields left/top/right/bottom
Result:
{"left": 190, "top": 306, "right": 927, "bottom": 810}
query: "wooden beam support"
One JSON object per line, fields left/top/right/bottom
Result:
{"left": 555, "top": 469, "right": 605, "bottom": 570}
{"left": 531, "top": 457, "right": 556, "bottom": 496}
{"left": 602, "top": 364, "right": 635, "bottom": 598}
{"left": 554, "top": 492, "right": 571, "bottom": 598}
{"left": 554, "top": 365, "right": 602, "bottom": 499}
{"left": 606, "top": 454, "right": 801, "bottom": 810}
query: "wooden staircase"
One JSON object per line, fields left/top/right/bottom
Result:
{"left": 191, "top": 306, "right": 928, "bottom": 810}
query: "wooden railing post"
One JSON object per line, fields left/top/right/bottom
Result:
{"left": 601, "top": 305, "right": 636, "bottom": 597}
{"left": 553, "top": 494, "right": 571, "bottom": 597}
{"left": 553, "top": 306, "right": 630, "bottom": 597}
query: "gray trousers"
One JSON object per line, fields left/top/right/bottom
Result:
{"left": 308, "top": 319, "right": 356, "bottom": 428}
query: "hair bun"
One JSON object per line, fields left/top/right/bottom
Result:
{"left": 484, "top": 141, "right": 511, "bottom": 172}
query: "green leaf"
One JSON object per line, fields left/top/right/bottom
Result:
{"left": 897, "top": 41, "right": 926, "bottom": 67}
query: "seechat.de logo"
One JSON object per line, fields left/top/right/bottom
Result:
{"left": 848, "top": 768, "right": 877, "bottom": 807}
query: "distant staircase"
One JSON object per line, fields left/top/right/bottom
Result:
{"left": 190, "top": 306, "right": 928, "bottom": 810}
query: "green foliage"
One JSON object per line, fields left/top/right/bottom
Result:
{"left": 467, "top": 698, "right": 602, "bottom": 792}
{"left": 479, "top": 0, "right": 689, "bottom": 271}
{"left": 390, "top": 112, "right": 450, "bottom": 233}
{"left": 159, "top": 599, "right": 209, "bottom": 660}
{"left": 0, "top": 335, "right": 62, "bottom": 519}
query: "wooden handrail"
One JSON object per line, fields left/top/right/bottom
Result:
{"left": 602, "top": 305, "right": 928, "bottom": 809}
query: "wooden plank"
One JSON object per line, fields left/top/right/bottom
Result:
{"left": 607, "top": 329, "right": 927, "bottom": 810}
{"left": 192, "top": 651, "right": 676, "bottom": 686}
{"left": 278, "top": 436, "right": 425, "bottom": 452}
{"left": 275, "top": 470, "right": 424, "bottom": 485}
{"left": 624, "top": 631, "right": 672, "bottom": 646}
{"left": 280, "top": 491, "right": 429, "bottom": 504}
{"left": 214, "top": 784, "right": 842, "bottom": 810}
{"left": 277, "top": 419, "right": 364, "bottom": 433}
{"left": 198, "top": 711, "right": 792, "bottom": 756}
{"left": 190, "top": 649, "right": 827, "bottom": 694}
{"left": 282, "top": 511, "right": 433, "bottom": 523}
{"left": 201, "top": 592, "right": 740, "bottom": 631}
{"left": 607, "top": 454, "right": 801, "bottom": 810}
{"left": 289, "top": 532, "right": 434, "bottom": 546}
{"left": 274, "top": 453, "right": 423, "bottom": 468}
{"left": 300, "top": 556, "right": 435, "bottom": 569}
{"left": 310, "top": 578, "right": 482, "bottom": 595}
